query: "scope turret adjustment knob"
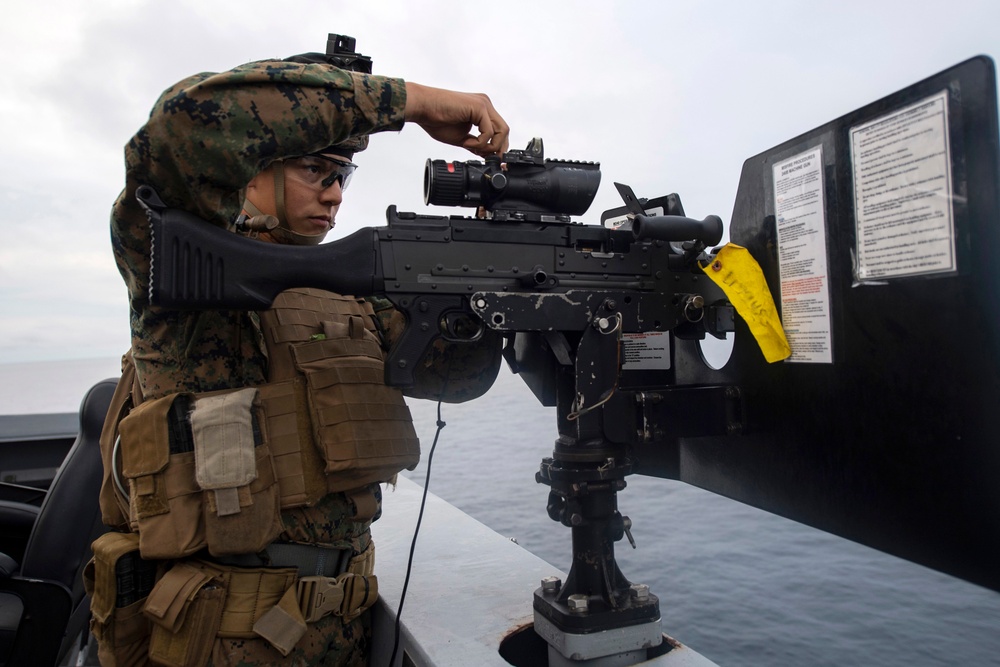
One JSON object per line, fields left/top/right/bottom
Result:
{"left": 487, "top": 172, "right": 507, "bottom": 190}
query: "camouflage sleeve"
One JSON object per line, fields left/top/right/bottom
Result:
{"left": 125, "top": 61, "right": 405, "bottom": 225}
{"left": 110, "top": 62, "right": 407, "bottom": 399}
{"left": 367, "top": 297, "right": 503, "bottom": 403}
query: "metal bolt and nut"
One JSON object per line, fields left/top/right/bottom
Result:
{"left": 567, "top": 594, "right": 589, "bottom": 613}
{"left": 541, "top": 576, "right": 562, "bottom": 593}
{"left": 630, "top": 584, "right": 650, "bottom": 601}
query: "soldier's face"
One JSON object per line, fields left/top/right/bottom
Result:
{"left": 246, "top": 156, "right": 348, "bottom": 237}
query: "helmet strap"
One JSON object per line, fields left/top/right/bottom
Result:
{"left": 250, "top": 161, "right": 329, "bottom": 246}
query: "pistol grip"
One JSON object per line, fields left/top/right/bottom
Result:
{"left": 383, "top": 295, "right": 468, "bottom": 387}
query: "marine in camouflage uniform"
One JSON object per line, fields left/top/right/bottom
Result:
{"left": 106, "top": 58, "right": 507, "bottom": 666}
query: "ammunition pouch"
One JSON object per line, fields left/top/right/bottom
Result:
{"left": 144, "top": 561, "right": 226, "bottom": 667}
{"left": 291, "top": 320, "right": 420, "bottom": 491}
{"left": 84, "top": 532, "right": 160, "bottom": 667}
{"left": 262, "top": 289, "right": 420, "bottom": 494}
{"left": 117, "top": 389, "right": 283, "bottom": 559}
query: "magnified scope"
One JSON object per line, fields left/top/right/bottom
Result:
{"left": 423, "top": 139, "right": 601, "bottom": 221}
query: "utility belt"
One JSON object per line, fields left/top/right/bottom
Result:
{"left": 85, "top": 532, "right": 378, "bottom": 667}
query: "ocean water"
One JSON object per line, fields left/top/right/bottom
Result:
{"left": 402, "top": 369, "right": 1000, "bottom": 667}
{"left": 4, "top": 358, "right": 999, "bottom": 665}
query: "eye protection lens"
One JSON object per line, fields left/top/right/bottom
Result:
{"left": 282, "top": 155, "right": 358, "bottom": 191}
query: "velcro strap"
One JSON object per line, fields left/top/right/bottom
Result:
{"left": 348, "top": 315, "right": 366, "bottom": 340}
{"left": 341, "top": 573, "right": 378, "bottom": 622}
{"left": 346, "top": 488, "right": 379, "bottom": 521}
{"left": 252, "top": 586, "right": 307, "bottom": 657}
{"left": 321, "top": 320, "right": 349, "bottom": 340}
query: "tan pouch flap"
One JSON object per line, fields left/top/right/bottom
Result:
{"left": 190, "top": 388, "right": 259, "bottom": 492}
{"left": 252, "top": 585, "right": 307, "bottom": 657}
{"left": 143, "top": 563, "right": 215, "bottom": 633}
{"left": 119, "top": 392, "right": 181, "bottom": 478}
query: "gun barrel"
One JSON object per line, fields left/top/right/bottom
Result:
{"left": 632, "top": 214, "right": 724, "bottom": 246}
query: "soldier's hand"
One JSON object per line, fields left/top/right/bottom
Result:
{"left": 404, "top": 82, "right": 510, "bottom": 157}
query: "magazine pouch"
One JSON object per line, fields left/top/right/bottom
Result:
{"left": 119, "top": 392, "right": 201, "bottom": 558}
{"left": 291, "top": 316, "right": 420, "bottom": 491}
{"left": 255, "top": 378, "right": 328, "bottom": 508}
{"left": 85, "top": 531, "right": 158, "bottom": 667}
{"left": 191, "top": 388, "right": 284, "bottom": 556}
{"left": 144, "top": 562, "right": 224, "bottom": 667}
{"left": 118, "top": 389, "right": 283, "bottom": 558}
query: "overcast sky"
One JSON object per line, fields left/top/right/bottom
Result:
{"left": 1, "top": 0, "right": 997, "bottom": 365}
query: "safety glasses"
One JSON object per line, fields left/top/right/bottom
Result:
{"left": 281, "top": 155, "right": 358, "bottom": 191}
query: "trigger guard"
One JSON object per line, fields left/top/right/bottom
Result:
{"left": 441, "top": 311, "right": 485, "bottom": 342}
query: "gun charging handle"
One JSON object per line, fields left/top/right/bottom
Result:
{"left": 631, "top": 213, "right": 724, "bottom": 246}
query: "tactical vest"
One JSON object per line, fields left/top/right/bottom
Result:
{"left": 99, "top": 288, "right": 421, "bottom": 560}
{"left": 257, "top": 288, "right": 421, "bottom": 503}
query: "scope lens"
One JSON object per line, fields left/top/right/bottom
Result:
{"left": 424, "top": 159, "right": 474, "bottom": 207}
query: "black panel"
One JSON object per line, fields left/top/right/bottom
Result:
{"left": 638, "top": 57, "right": 1000, "bottom": 592}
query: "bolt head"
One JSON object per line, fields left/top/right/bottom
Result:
{"left": 630, "top": 584, "right": 650, "bottom": 601}
{"left": 541, "top": 576, "right": 562, "bottom": 593}
{"left": 567, "top": 594, "right": 589, "bottom": 613}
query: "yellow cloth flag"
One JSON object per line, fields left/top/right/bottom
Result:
{"left": 700, "top": 244, "right": 791, "bottom": 363}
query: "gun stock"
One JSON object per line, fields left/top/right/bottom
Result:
{"left": 143, "top": 186, "right": 380, "bottom": 310}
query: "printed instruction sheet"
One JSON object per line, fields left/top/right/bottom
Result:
{"left": 773, "top": 146, "right": 833, "bottom": 363}
{"left": 851, "top": 91, "right": 955, "bottom": 280}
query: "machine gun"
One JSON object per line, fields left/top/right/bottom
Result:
{"left": 143, "top": 138, "right": 739, "bottom": 665}
{"left": 143, "top": 138, "right": 732, "bottom": 389}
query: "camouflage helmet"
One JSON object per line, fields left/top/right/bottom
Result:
{"left": 284, "top": 35, "right": 372, "bottom": 156}
{"left": 242, "top": 34, "right": 371, "bottom": 245}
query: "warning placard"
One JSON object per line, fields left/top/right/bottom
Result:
{"left": 851, "top": 91, "right": 955, "bottom": 280}
{"left": 773, "top": 146, "right": 833, "bottom": 364}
